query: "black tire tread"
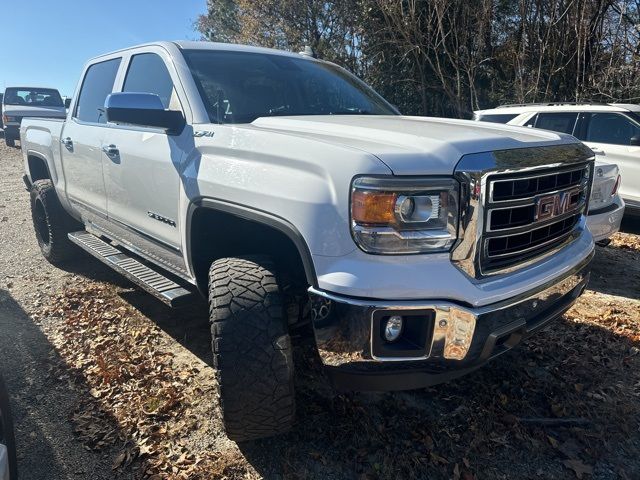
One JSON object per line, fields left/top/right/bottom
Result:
{"left": 30, "top": 179, "right": 80, "bottom": 265}
{"left": 209, "top": 256, "right": 295, "bottom": 442}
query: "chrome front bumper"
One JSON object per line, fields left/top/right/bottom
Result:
{"left": 309, "top": 251, "right": 592, "bottom": 391}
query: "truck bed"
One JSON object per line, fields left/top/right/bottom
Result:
{"left": 21, "top": 118, "right": 66, "bottom": 186}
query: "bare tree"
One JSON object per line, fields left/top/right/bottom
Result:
{"left": 197, "top": 0, "right": 640, "bottom": 117}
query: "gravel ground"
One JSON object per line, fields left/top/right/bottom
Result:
{"left": 1, "top": 139, "right": 639, "bottom": 479}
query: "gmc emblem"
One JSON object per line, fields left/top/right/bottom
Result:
{"left": 535, "top": 188, "right": 581, "bottom": 221}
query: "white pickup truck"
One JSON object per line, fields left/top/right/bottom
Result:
{"left": 21, "top": 41, "right": 595, "bottom": 441}
{"left": 3, "top": 87, "right": 66, "bottom": 147}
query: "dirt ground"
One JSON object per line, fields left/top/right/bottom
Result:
{"left": 0, "top": 140, "right": 639, "bottom": 480}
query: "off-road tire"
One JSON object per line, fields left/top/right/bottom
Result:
{"left": 0, "top": 377, "right": 17, "bottom": 480}
{"left": 5, "top": 137, "right": 15, "bottom": 148}
{"left": 30, "top": 179, "right": 80, "bottom": 265}
{"left": 209, "top": 256, "right": 295, "bottom": 442}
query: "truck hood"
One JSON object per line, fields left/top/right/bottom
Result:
{"left": 250, "top": 115, "right": 579, "bottom": 175}
{"left": 3, "top": 105, "right": 66, "bottom": 118}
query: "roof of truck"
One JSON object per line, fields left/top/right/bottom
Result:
{"left": 87, "top": 40, "right": 306, "bottom": 63}
{"left": 174, "top": 40, "right": 303, "bottom": 58}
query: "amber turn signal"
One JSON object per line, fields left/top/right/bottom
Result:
{"left": 352, "top": 190, "right": 397, "bottom": 224}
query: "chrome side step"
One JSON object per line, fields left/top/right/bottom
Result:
{"left": 68, "top": 231, "right": 194, "bottom": 307}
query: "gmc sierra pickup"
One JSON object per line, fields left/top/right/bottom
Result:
{"left": 21, "top": 41, "right": 595, "bottom": 442}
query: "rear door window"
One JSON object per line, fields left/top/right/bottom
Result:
{"left": 585, "top": 112, "right": 640, "bottom": 146}
{"left": 531, "top": 112, "right": 579, "bottom": 135}
{"left": 75, "top": 58, "right": 121, "bottom": 124}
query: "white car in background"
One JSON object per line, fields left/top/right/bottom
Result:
{"left": 474, "top": 103, "right": 630, "bottom": 243}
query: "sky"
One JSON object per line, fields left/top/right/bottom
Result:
{"left": 0, "top": 0, "right": 206, "bottom": 97}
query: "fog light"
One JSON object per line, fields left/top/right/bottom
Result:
{"left": 384, "top": 315, "right": 403, "bottom": 342}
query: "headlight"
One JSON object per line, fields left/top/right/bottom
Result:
{"left": 351, "top": 177, "right": 459, "bottom": 254}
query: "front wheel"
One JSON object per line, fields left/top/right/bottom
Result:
{"left": 5, "top": 137, "right": 15, "bottom": 148}
{"left": 209, "top": 256, "right": 295, "bottom": 442}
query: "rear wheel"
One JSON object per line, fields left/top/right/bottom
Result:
{"left": 30, "top": 179, "right": 81, "bottom": 265}
{"left": 209, "top": 256, "right": 295, "bottom": 442}
{"left": 0, "top": 377, "right": 17, "bottom": 480}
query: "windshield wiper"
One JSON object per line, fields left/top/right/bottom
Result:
{"left": 329, "top": 108, "right": 375, "bottom": 115}
{"left": 267, "top": 105, "right": 292, "bottom": 115}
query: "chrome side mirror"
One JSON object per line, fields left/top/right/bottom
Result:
{"left": 104, "top": 93, "right": 184, "bottom": 135}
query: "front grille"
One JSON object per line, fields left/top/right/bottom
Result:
{"left": 482, "top": 164, "right": 590, "bottom": 273}
{"left": 491, "top": 166, "right": 585, "bottom": 202}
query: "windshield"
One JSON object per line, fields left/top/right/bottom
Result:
{"left": 3, "top": 88, "right": 64, "bottom": 107}
{"left": 183, "top": 50, "right": 398, "bottom": 124}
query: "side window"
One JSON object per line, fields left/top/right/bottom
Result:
{"left": 123, "top": 53, "right": 179, "bottom": 110}
{"left": 585, "top": 113, "right": 640, "bottom": 146}
{"left": 75, "top": 58, "right": 121, "bottom": 124}
{"left": 523, "top": 114, "right": 538, "bottom": 127}
{"left": 533, "top": 112, "right": 579, "bottom": 135}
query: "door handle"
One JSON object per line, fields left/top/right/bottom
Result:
{"left": 101, "top": 144, "right": 120, "bottom": 158}
{"left": 61, "top": 137, "right": 73, "bottom": 150}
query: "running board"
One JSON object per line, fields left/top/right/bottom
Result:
{"left": 68, "top": 231, "right": 194, "bottom": 307}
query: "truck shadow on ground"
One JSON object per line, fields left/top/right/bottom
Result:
{"left": 110, "top": 242, "right": 640, "bottom": 479}
{"left": 0, "top": 290, "right": 132, "bottom": 480}
{"left": 588, "top": 242, "right": 640, "bottom": 300}
{"left": 621, "top": 215, "right": 640, "bottom": 235}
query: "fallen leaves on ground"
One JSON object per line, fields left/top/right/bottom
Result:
{"left": 609, "top": 231, "right": 640, "bottom": 251}
{"left": 40, "top": 284, "right": 253, "bottom": 479}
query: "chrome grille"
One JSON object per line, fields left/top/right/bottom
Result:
{"left": 452, "top": 144, "right": 595, "bottom": 279}
{"left": 482, "top": 164, "right": 590, "bottom": 272}
{"left": 491, "top": 166, "right": 585, "bottom": 202}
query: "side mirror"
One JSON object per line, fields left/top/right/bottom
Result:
{"left": 104, "top": 93, "right": 185, "bottom": 135}
{"left": 64, "top": 98, "right": 71, "bottom": 109}
{"left": 630, "top": 135, "right": 640, "bottom": 147}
